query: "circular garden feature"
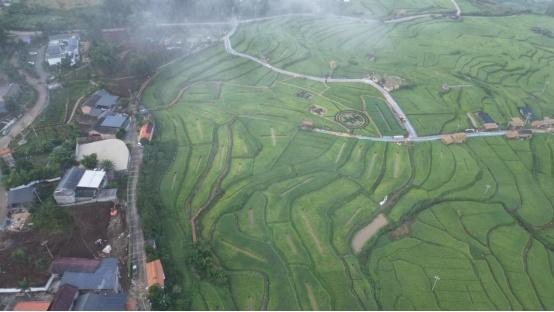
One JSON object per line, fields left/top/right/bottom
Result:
{"left": 335, "top": 110, "right": 369, "bottom": 129}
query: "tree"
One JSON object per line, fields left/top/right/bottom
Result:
{"left": 81, "top": 153, "right": 98, "bottom": 169}
{"left": 31, "top": 200, "right": 72, "bottom": 234}
{"left": 0, "top": 24, "right": 7, "bottom": 46}
{"left": 148, "top": 285, "right": 170, "bottom": 310}
{"left": 116, "top": 128, "right": 127, "bottom": 140}
{"left": 100, "top": 159, "right": 114, "bottom": 172}
{"left": 128, "top": 53, "right": 156, "bottom": 77}
{"left": 89, "top": 40, "right": 117, "bottom": 71}
{"left": 102, "top": 0, "right": 134, "bottom": 27}
{"left": 18, "top": 278, "right": 30, "bottom": 295}
{"left": 48, "top": 141, "right": 76, "bottom": 170}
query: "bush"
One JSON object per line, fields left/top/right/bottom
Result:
{"left": 30, "top": 200, "right": 72, "bottom": 234}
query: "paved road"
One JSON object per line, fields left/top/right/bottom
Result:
{"left": 0, "top": 46, "right": 49, "bottom": 149}
{"left": 0, "top": 45, "right": 49, "bottom": 228}
{"left": 223, "top": 21, "right": 421, "bottom": 137}
{"left": 221, "top": 17, "right": 546, "bottom": 143}
{"left": 125, "top": 92, "right": 149, "bottom": 311}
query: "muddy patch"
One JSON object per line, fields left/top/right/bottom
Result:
{"left": 389, "top": 219, "right": 414, "bottom": 240}
{"left": 351, "top": 214, "right": 388, "bottom": 253}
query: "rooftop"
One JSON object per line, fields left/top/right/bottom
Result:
{"left": 51, "top": 257, "right": 101, "bottom": 275}
{"left": 13, "top": 301, "right": 50, "bottom": 311}
{"left": 60, "top": 258, "right": 119, "bottom": 291}
{"left": 99, "top": 112, "right": 129, "bottom": 129}
{"left": 146, "top": 259, "right": 165, "bottom": 288}
{"left": 7, "top": 185, "right": 35, "bottom": 207}
{"left": 50, "top": 284, "right": 79, "bottom": 311}
{"left": 77, "top": 170, "right": 106, "bottom": 189}
{"left": 83, "top": 90, "right": 119, "bottom": 116}
{"left": 74, "top": 293, "right": 128, "bottom": 311}
{"left": 139, "top": 123, "right": 155, "bottom": 142}
{"left": 55, "top": 167, "right": 86, "bottom": 193}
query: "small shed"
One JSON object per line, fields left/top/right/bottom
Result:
{"left": 482, "top": 123, "right": 499, "bottom": 131}
{"left": 441, "top": 133, "right": 466, "bottom": 145}
{"left": 139, "top": 122, "right": 155, "bottom": 144}
{"left": 301, "top": 119, "right": 315, "bottom": 129}
{"left": 146, "top": 259, "right": 165, "bottom": 289}
{"left": 7, "top": 185, "right": 36, "bottom": 209}
{"left": 509, "top": 117, "right": 525, "bottom": 129}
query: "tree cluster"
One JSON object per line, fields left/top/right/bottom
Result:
{"left": 189, "top": 240, "right": 227, "bottom": 284}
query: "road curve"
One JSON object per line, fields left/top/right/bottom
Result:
{"left": 0, "top": 45, "right": 49, "bottom": 149}
{"left": 224, "top": 21, "right": 419, "bottom": 138}
{"left": 221, "top": 17, "right": 536, "bottom": 144}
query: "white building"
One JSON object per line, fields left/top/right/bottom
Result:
{"left": 54, "top": 167, "right": 107, "bottom": 205}
{"left": 46, "top": 34, "right": 80, "bottom": 66}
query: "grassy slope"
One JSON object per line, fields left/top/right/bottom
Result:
{"left": 142, "top": 18, "right": 554, "bottom": 307}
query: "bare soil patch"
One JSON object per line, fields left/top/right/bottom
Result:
{"left": 389, "top": 219, "right": 414, "bottom": 240}
{"left": 351, "top": 214, "right": 388, "bottom": 253}
{"left": 305, "top": 283, "right": 318, "bottom": 310}
{"left": 0, "top": 203, "right": 113, "bottom": 287}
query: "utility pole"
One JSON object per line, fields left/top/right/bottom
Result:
{"left": 41, "top": 240, "right": 54, "bottom": 259}
{"left": 432, "top": 275, "right": 440, "bottom": 292}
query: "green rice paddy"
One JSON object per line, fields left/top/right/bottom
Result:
{"left": 141, "top": 8, "right": 554, "bottom": 310}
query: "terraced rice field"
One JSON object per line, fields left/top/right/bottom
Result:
{"left": 141, "top": 10, "right": 554, "bottom": 311}
{"left": 232, "top": 14, "right": 554, "bottom": 135}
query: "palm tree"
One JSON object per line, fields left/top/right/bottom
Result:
{"left": 100, "top": 159, "right": 114, "bottom": 172}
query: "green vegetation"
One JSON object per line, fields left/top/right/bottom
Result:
{"left": 30, "top": 200, "right": 72, "bottom": 234}
{"left": 140, "top": 11, "right": 554, "bottom": 307}
{"left": 80, "top": 153, "right": 98, "bottom": 169}
{"left": 232, "top": 14, "right": 554, "bottom": 135}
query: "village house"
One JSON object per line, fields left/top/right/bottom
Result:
{"left": 482, "top": 122, "right": 499, "bottom": 131}
{"left": 7, "top": 185, "right": 36, "bottom": 209}
{"left": 81, "top": 89, "right": 119, "bottom": 117}
{"left": 441, "top": 133, "right": 467, "bottom": 145}
{"left": 52, "top": 257, "right": 121, "bottom": 293}
{"left": 505, "top": 129, "right": 533, "bottom": 140}
{"left": 88, "top": 112, "right": 130, "bottom": 139}
{"left": 46, "top": 34, "right": 80, "bottom": 66}
{"left": 531, "top": 117, "right": 554, "bottom": 129}
{"left": 139, "top": 122, "right": 155, "bottom": 145}
{"left": 53, "top": 167, "right": 115, "bottom": 205}
{"left": 300, "top": 119, "right": 315, "bottom": 130}
{"left": 146, "top": 259, "right": 165, "bottom": 289}
{"left": 509, "top": 117, "right": 525, "bottom": 129}
{"left": 382, "top": 76, "right": 401, "bottom": 92}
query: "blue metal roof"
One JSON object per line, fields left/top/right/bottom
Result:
{"left": 60, "top": 258, "right": 119, "bottom": 291}
{"left": 56, "top": 167, "right": 85, "bottom": 193}
{"left": 74, "top": 293, "right": 128, "bottom": 311}
{"left": 100, "top": 113, "right": 129, "bottom": 128}
{"left": 7, "top": 186, "right": 35, "bottom": 206}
